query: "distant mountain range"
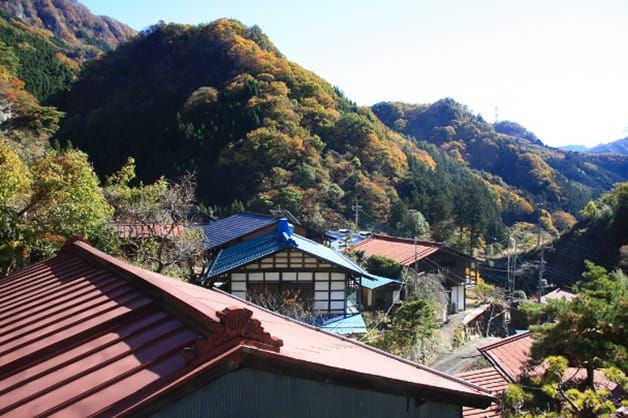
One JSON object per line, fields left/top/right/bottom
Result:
{"left": 0, "top": 0, "right": 135, "bottom": 59}
{"left": 561, "top": 137, "right": 628, "bottom": 155}
{"left": 372, "top": 101, "right": 628, "bottom": 215}
{"left": 1, "top": 0, "right": 627, "bottom": 245}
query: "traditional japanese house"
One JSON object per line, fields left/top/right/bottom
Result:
{"left": 351, "top": 234, "right": 478, "bottom": 313}
{"left": 0, "top": 238, "right": 494, "bottom": 417}
{"left": 207, "top": 219, "right": 386, "bottom": 317}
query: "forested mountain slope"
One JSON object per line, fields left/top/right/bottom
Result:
{"left": 542, "top": 183, "right": 628, "bottom": 287}
{"left": 372, "top": 100, "right": 628, "bottom": 215}
{"left": 51, "top": 20, "right": 506, "bottom": 242}
{"left": 0, "top": 9, "right": 79, "bottom": 100}
{"left": 0, "top": 0, "right": 135, "bottom": 59}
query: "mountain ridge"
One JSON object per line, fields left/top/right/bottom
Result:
{"left": 561, "top": 137, "right": 628, "bottom": 155}
{"left": 0, "top": 0, "right": 135, "bottom": 59}
{"left": 372, "top": 100, "right": 628, "bottom": 215}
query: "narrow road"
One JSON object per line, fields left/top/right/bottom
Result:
{"left": 429, "top": 336, "right": 499, "bottom": 374}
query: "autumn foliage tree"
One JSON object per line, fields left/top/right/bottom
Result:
{"left": 0, "top": 140, "right": 111, "bottom": 275}
{"left": 104, "top": 157, "right": 207, "bottom": 280}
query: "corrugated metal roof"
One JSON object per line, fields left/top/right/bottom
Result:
{"left": 457, "top": 368, "right": 507, "bottom": 418}
{"left": 0, "top": 245, "right": 199, "bottom": 417}
{"left": 201, "top": 212, "right": 278, "bottom": 251}
{"left": 0, "top": 239, "right": 494, "bottom": 416}
{"left": 479, "top": 331, "right": 533, "bottom": 381}
{"left": 350, "top": 234, "right": 443, "bottom": 266}
{"left": 318, "top": 313, "right": 367, "bottom": 335}
{"left": 361, "top": 275, "right": 401, "bottom": 290}
{"left": 207, "top": 224, "right": 378, "bottom": 279}
{"left": 478, "top": 331, "right": 618, "bottom": 394}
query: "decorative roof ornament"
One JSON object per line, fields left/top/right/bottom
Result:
{"left": 182, "top": 307, "right": 283, "bottom": 363}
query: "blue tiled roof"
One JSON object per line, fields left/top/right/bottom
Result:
{"left": 201, "top": 213, "right": 278, "bottom": 251}
{"left": 207, "top": 223, "right": 378, "bottom": 278}
{"left": 318, "top": 313, "right": 367, "bottom": 335}
{"left": 360, "top": 275, "right": 401, "bottom": 290}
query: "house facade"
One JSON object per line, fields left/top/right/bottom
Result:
{"left": 0, "top": 238, "right": 494, "bottom": 417}
{"left": 207, "top": 220, "right": 385, "bottom": 317}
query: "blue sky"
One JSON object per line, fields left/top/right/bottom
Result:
{"left": 82, "top": 0, "right": 628, "bottom": 147}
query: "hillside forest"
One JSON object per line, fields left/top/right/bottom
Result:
{"left": 0, "top": 10, "right": 626, "bottom": 281}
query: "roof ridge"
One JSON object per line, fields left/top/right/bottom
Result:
{"left": 368, "top": 234, "right": 443, "bottom": 246}
{"left": 228, "top": 211, "right": 277, "bottom": 220}
{"left": 210, "top": 287, "right": 492, "bottom": 396}
{"left": 478, "top": 331, "right": 532, "bottom": 352}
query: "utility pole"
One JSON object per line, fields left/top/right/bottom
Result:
{"left": 512, "top": 238, "right": 518, "bottom": 293}
{"left": 536, "top": 204, "right": 546, "bottom": 297}
{"left": 538, "top": 245, "right": 546, "bottom": 297}
{"left": 506, "top": 235, "right": 518, "bottom": 303}
{"left": 506, "top": 235, "right": 512, "bottom": 302}
{"left": 352, "top": 199, "right": 362, "bottom": 230}
{"left": 414, "top": 237, "right": 418, "bottom": 273}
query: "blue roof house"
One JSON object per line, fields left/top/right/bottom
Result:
{"left": 206, "top": 219, "right": 387, "bottom": 333}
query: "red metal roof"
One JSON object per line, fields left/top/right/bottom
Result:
{"left": 350, "top": 234, "right": 443, "bottom": 266}
{"left": 479, "top": 331, "right": 533, "bottom": 381}
{"left": 0, "top": 239, "right": 493, "bottom": 416}
{"left": 113, "top": 223, "right": 185, "bottom": 239}
{"left": 457, "top": 368, "right": 508, "bottom": 418}
{"left": 479, "top": 331, "right": 619, "bottom": 393}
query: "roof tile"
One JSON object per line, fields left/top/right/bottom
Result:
{"left": 350, "top": 234, "right": 443, "bottom": 266}
{"left": 201, "top": 212, "right": 278, "bottom": 251}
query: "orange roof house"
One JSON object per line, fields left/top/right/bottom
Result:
{"left": 0, "top": 239, "right": 494, "bottom": 417}
{"left": 455, "top": 332, "right": 546, "bottom": 418}
{"left": 351, "top": 234, "right": 478, "bottom": 313}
